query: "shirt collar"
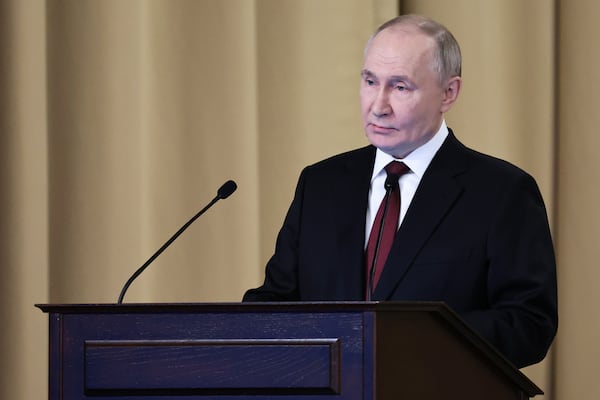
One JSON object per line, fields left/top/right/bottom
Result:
{"left": 371, "top": 120, "right": 449, "bottom": 182}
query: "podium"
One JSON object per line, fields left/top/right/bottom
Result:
{"left": 37, "top": 302, "right": 542, "bottom": 399}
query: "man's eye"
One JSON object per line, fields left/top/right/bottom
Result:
{"left": 366, "top": 79, "right": 375, "bottom": 86}
{"left": 395, "top": 85, "right": 406, "bottom": 91}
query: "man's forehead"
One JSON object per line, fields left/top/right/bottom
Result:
{"left": 364, "top": 29, "right": 434, "bottom": 66}
{"left": 369, "top": 26, "right": 434, "bottom": 53}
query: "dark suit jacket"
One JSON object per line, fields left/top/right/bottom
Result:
{"left": 244, "top": 131, "right": 558, "bottom": 368}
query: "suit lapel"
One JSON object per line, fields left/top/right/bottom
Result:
{"left": 373, "top": 132, "right": 468, "bottom": 300}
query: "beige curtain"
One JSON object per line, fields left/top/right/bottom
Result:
{"left": 0, "top": 0, "right": 49, "bottom": 397}
{"left": 0, "top": 0, "right": 596, "bottom": 399}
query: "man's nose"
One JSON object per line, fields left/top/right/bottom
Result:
{"left": 372, "top": 88, "right": 392, "bottom": 118}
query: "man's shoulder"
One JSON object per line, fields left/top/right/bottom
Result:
{"left": 310, "top": 145, "right": 376, "bottom": 167}
{"left": 464, "top": 146, "right": 532, "bottom": 181}
{"left": 306, "top": 145, "right": 375, "bottom": 171}
{"left": 295, "top": 145, "right": 375, "bottom": 189}
{"left": 443, "top": 131, "right": 532, "bottom": 179}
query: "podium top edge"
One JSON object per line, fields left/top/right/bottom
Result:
{"left": 35, "top": 301, "right": 450, "bottom": 314}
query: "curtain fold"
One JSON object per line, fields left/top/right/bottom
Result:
{"left": 1, "top": 0, "right": 597, "bottom": 399}
{"left": 0, "top": 1, "right": 48, "bottom": 398}
{"left": 555, "top": 1, "right": 600, "bottom": 398}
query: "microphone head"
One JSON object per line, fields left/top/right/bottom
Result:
{"left": 384, "top": 174, "right": 399, "bottom": 191}
{"left": 217, "top": 180, "right": 237, "bottom": 199}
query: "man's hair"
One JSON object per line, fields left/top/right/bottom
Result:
{"left": 367, "top": 14, "right": 462, "bottom": 85}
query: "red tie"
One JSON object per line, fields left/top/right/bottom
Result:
{"left": 365, "top": 161, "right": 410, "bottom": 299}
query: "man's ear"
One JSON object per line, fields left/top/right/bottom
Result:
{"left": 440, "top": 76, "right": 462, "bottom": 113}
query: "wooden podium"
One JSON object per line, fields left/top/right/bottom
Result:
{"left": 37, "top": 302, "right": 542, "bottom": 399}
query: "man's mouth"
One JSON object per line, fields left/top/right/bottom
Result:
{"left": 369, "top": 123, "right": 396, "bottom": 133}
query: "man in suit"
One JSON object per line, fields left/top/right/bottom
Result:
{"left": 243, "top": 14, "right": 557, "bottom": 369}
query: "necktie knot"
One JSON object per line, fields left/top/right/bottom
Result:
{"left": 385, "top": 161, "right": 409, "bottom": 177}
{"left": 384, "top": 161, "right": 409, "bottom": 190}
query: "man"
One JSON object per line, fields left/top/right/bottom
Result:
{"left": 243, "top": 14, "right": 557, "bottom": 369}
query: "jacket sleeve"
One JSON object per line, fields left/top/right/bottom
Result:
{"left": 242, "top": 169, "right": 307, "bottom": 301}
{"left": 461, "top": 172, "right": 558, "bottom": 368}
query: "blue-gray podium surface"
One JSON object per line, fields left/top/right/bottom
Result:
{"left": 37, "top": 302, "right": 542, "bottom": 400}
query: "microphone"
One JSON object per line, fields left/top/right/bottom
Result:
{"left": 367, "top": 175, "right": 398, "bottom": 301}
{"left": 384, "top": 173, "right": 400, "bottom": 191}
{"left": 117, "top": 180, "right": 238, "bottom": 304}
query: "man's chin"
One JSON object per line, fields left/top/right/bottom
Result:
{"left": 366, "top": 132, "right": 424, "bottom": 159}
{"left": 366, "top": 136, "right": 398, "bottom": 155}
{"left": 370, "top": 141, "right": 412, "bottom": 159}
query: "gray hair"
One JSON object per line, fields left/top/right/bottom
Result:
{"left": 367, "top": 14, "right": 462, "bottom": 85}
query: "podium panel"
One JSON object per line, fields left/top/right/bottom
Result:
{"left": 37, "top": 302, "right": 542, "bottom": 400}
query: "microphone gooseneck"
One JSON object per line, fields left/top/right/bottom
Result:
{"left": 117, "top": 179, "right": 238, "bottom": 304}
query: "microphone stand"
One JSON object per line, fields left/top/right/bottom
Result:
{"left": 117, "top": 180, "right": 237, "bottom": 304}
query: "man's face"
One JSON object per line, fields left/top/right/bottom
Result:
{"left": 360, "top": 27, "right": 450, "bottom": 158}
